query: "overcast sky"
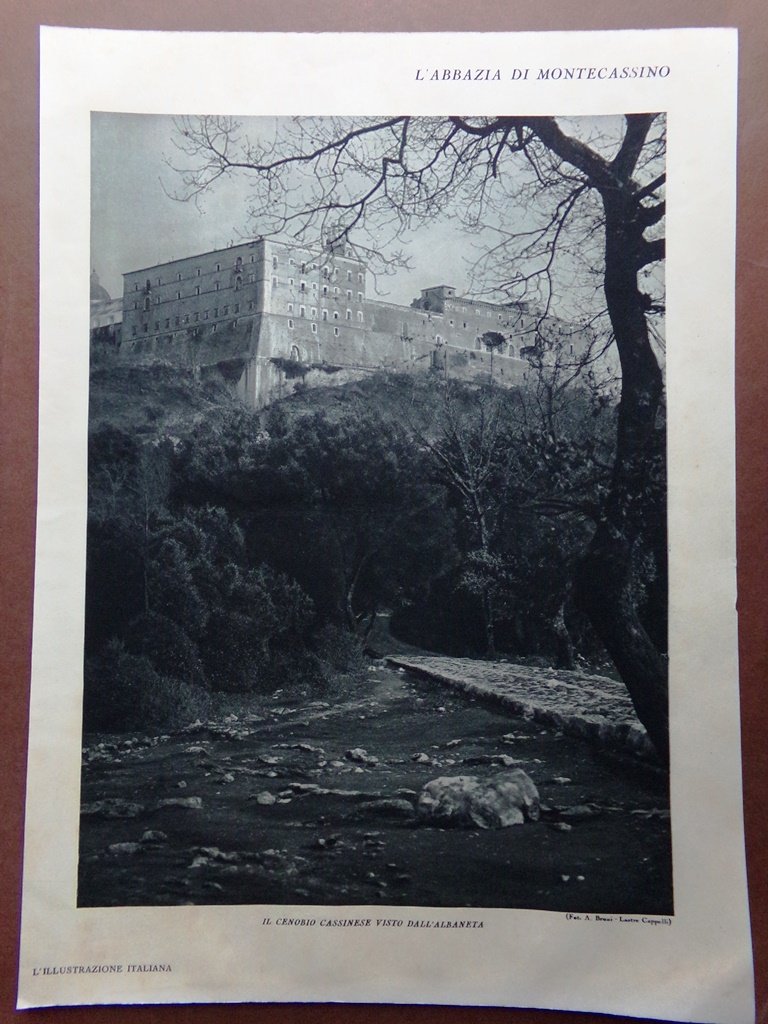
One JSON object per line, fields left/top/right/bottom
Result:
{"left": 91, "top": 113, "right": 495, "bottom": 307}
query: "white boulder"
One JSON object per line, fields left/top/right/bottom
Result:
{"left": 417, "top": 769, "right": 540, "bottom": 829}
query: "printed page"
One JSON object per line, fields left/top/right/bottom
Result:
{"left": 19, "top": 26, "right": 752, "bottom": 1022}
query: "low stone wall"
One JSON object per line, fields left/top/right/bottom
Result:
{"left": 384, "top": 655, "right": 656, "bottom": 762}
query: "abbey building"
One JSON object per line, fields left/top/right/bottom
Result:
{"left": 91, "top": 235, "right": 596, "bottom": 409}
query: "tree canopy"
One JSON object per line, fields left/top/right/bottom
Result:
{"left": 169, "top": 113, "right": 669, "bottom": 763}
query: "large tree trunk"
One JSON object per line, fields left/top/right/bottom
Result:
{"left": 576, "top": 189, "right": 669, "bottom": 765}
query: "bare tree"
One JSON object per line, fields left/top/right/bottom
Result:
{"left": 170, "top": 113, "right": 668, "bottom": 763}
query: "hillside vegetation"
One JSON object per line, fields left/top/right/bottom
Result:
{"left": 85, "top": 365, "right": 666, "bottom": 734}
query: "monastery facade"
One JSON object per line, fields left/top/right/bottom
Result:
{"left": 91, "top": 236, "right": 596, "bottom": 408}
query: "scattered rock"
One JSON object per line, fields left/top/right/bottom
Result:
{"left": 177, "top": 780, "right": 188, "bottom": 789}
{"left": 417, "top": 770, "right": 540, "bottom": 829}
{"left": 274, "top": 743, "right": 325, "bottom": 755}
{"left": 141, "top": 830, "right": 168, "bottom": 844}
{"left": 558, "top": 803, "right": 603, "bottom": 821}
{"left": 630, "top": 807, "right": 670, "bottom": 819}
{"left": 548, "top": 822, "right": 573, "bottom": 832}
{"left": 551, "top": 777, "right": 572, "bottom": 785}
{"left": 411, "top": 752, "right": 432, "bottom": 764}
{"left": 108, "top": 842, "right": 143, "bottom": 855}
{"left": 445, "top": 739, "right": 462, "bottom": 748}
{"left": 81, "top": 799, "right": 144, "bottom": 819}
{"left": 462, "top": 754, "right": 524, "bottom": 768}
{"left": 255, "top": 791, "right": 277, "bottom": 805}
{"left": 156, "top": 796, "right": 203, "bottom": 810}
{"left": 354, "top": 798, "right": 416, "bottom": 820}
{"left": 345, "top": 748, "right": 379, "bottom": 766}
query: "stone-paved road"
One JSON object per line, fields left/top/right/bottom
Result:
{"left": 79, "top": 663, "right": 672, "bottom": 914}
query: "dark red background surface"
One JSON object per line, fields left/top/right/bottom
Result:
{"left": 1, "top": 3, "right": 765, "bottom": 1023}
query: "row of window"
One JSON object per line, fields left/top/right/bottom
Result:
{"left": 287, "top": 303, "right": 364, "bottom": 323}
{"left": 287, "top": 321, "right": 342, "bottom": 337}
{"left": 272, "top": 277, "right": 363, "bottom": 301}
{"left": 271, "top": 255, "right": 363, "bottom": 284}
{"left": 132, "top": 277, "right": 255, "bottom": 310}
{"left": 130, "top": 301, "right": 253, "bottom": 335}
{"left": 132, "top": 255, "right": 256, "bottom": 290}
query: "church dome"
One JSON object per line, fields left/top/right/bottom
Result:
{"left": 90, "top": 269, "right": 111, "bottom": 303}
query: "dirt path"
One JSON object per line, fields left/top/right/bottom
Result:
{"left": 79, "top": 663, "right": 672, "bottom": 914}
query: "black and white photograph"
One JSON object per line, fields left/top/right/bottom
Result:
{"left": 79, "top": 110, "right": 672, "bottom": 915}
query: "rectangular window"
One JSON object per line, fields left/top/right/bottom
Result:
{"left": 234, "top": 303, "right": 240, "bottom": 313}
{"left": 195, "top": 286, "right": 200, "bottom": 296}
{"left": 357, "top": 311, "right": 364, "bottom": 322}
{"left": 358, "top": 273, "right": 363, "bottom": 283}
{"left": 132, "top": 326, "right": 137, "bottom": 337}
{"left": 133, "top": 301, "right": 138, "bottom": 310}
{"left": 165, "top": 318, "right": 170, "bottom": 329}
{"left": 177, "top": 273, "right": 182, "bottom": 281}
{"left": 194, "top": 313, "right": 199, "bottom": 322}
{"left": 288, "top": 319, "right": 294, "bottom": 329}
{"left": 215, "top": 263, "right": 220, "bottom": 272}
{"left": 300, "top": 305, "right": 306, "bottom": 317}
{"left": 300, "top": 281, "right": 306, "bottom": 292}
{"left": 154, "top": 321, "right": 159, "bottom": 331}
{"left": 214, "top": 308, "right": 219, "bottom": 318}
{"left": 347, "top": 271, "right": 352, "bottom": 281}
{"left": 196, "top": 268, "right": 201, "bottom": 276}
{"left": 357, "top": 292, "right": 363, "bottom": 303}
{"left": 175, "top": 317, "right": 180, "bottom": 326}
{"left": 322, "top": 310, "right": 328, "bottom": 321}
{"left": 333, "top": 327, "right": 339, "bottom": 337}
{"left": 311, "top": 307, "right": 317, "bottom": 318}
{"left": 346, "top": 290, "right": 352, "bottom": 299}
{"left": 223, "top": 305, "right": 229, "bottom": 314}
{"left": 272, "top": 276, "right": 278, "bottom": 287}
{"left": 289, "top": 277, "right": 294, "bottom": 286}
{"left": 212, "top": 323, "right": 217, "bottom": 333}
{"left": 287, "top": 303, "right": 294, "bottom": 313}
{"left": 215, "top": 282, "right": 220, "bottom": 291}
{"left": 346, "top": 309, "right": 352, "bottom": 320}
{"left": 204, "top": 310, "right": 209, "bottom": 319}
{"left": 248, "top": 301, "right": 254, "bottom": 310}
{"left": 323, "top": 286, "right": 328, "bottom": 296}
{"left": 143, "top": 324, "right": 148, "bottom": 333}
{"left": 311, "top": 323, "right": 317, "bottom": 334}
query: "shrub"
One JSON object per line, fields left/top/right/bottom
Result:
{"left": 83, "top": 640, "right": 211, "bottom": 733}
{"left": 122, "top": 611, "right": 206, "bottom": 688}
